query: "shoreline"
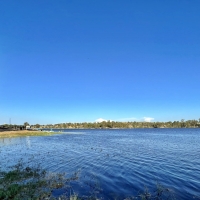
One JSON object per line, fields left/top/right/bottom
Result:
{"left": 0, "top": 127, "right": 199, "bottom": 138}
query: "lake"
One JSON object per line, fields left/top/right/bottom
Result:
{"left": 0, "top": 128, "right": 199, "bottom": 199}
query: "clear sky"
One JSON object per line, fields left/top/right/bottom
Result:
{"left": 0, "top": 0, "right": 200, "bottom": 125}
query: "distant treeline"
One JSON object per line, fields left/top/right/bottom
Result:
{"left": 1, "top": 119, "right": 200, "bottom": 130}
{"left": 35, "top": 119, "right": 200, "bottom": 129}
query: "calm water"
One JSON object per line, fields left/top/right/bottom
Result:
{"left": 0, "top": 129, "right": 200, "bottom": 199}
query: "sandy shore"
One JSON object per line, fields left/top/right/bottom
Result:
{"left": 0, "top": 130, "right": 56, "bottom": 138}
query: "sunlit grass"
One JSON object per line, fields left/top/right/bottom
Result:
{"left": 0, "top": 130, "right": 60, "bottom": 138}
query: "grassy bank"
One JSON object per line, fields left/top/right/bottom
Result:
{"left": 0, "top": 130, "right": 59, "bottom": 138}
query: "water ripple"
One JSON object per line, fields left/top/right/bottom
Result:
{"left": 0, "top": 128, "right": 200, "bottom": 199}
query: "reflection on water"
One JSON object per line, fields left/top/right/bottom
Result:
{"left": 0, "top": 137, "right": 21, "bottom": 146}
{"left": 26, "top": 136, "right": 31, "bottom": 149}
{"left": 0, "top": 128, "right": 200, "bottom": 199}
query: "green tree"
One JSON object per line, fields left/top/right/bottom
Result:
{"left": 24, "top": 122, "right": 29, "bottom": 126}
{"left": 181, "top": 119, "right": 186, "bottom": 128}
{"left": 35, "top": 124, "right": 40, "bottom": 128}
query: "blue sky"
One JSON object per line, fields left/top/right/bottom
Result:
{"left": 0, "top": 0, "right": 200, "bottom": 125}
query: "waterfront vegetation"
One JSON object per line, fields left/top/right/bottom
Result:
{"left": 49, "top": 119, "right": 200, "bottom": 129}
{"left": 0, "top": 162, "right": 175, "bottom": 200}
{"left": 28, "top": 119, "right": 200, "bottom": 129}
{"left": 0, "top": 161, "right": 77, "bottom": 200}
{"left": 1, "top": 119, "right": 200, "bottom": 130}
{"left": 0, "top": 130, "right": 59, "bottom": 138}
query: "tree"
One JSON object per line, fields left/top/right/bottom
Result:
{"left": 181, "top": 119, "right": 185, "bottom": 128}
{"left": 35, "top": 124, "right": 40, "bottom": 128}
{"left": 24, "top": 122, "right": 29, "bottom": 126}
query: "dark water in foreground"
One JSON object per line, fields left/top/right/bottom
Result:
{"left": 0, "top": 129, "right": 200, "bottom": 199}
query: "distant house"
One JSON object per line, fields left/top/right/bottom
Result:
{"left": 26, "top": 126, "right": 31, "bottom": 130}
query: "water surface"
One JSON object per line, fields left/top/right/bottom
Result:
{"left": 0, "top": 129, "right": 200, "bottom": 199}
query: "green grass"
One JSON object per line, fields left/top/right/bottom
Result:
{"left": 0, "top": 131, "right": 61, "bottom": 138}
